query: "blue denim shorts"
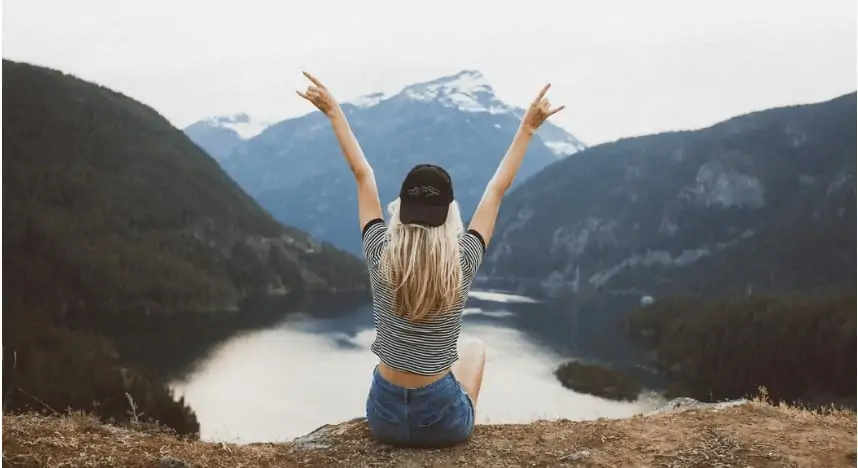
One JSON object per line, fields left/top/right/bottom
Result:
{"left": 365, "top": 366, "right": 475, "bottom": 448}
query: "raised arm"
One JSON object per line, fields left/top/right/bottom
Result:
{"left": 297, "top": 72, "right": 383, "bottom": 230}
{"left": 468, "top": 83, "right": 564, "bottom": 246}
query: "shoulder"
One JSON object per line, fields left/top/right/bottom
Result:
{"left": 362, "top": 218, "right": 387, "bottom": 264}
{"left": 362, "top": 218, "right": 386, "bottom": 242}
{"left": 460, "top": 229, "right": 486, "bottom": 257}
{"left": 459, "top": 229, "right": 486, "bottom": 274}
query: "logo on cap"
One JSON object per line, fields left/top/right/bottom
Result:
{"left": 407, "top": 185, "right": 441, "bottom": 197}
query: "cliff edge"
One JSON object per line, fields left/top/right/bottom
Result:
{"left": 3, "top": 399, "right": 854, "bottom": 467}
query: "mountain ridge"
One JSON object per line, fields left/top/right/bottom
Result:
{"left": 185, "top": 69, "right": 587, "bottom": 254}
{"left": 3, "top": 58, "right": 369, "bottom": 317}
{"left": 341, "top": 69, "right": 586, "bottom": 155}
{"left": 186, "top": 69, "right": 586, "bottom": 161}
{"left": 482, "top": 91, "right": 856, "bottom": 299}
{"left": 183, "top": 113, "right": 271, "bottom": 161}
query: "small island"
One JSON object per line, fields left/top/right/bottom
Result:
{"left": 554, "top": 361, "right": 644, "bottom": 402}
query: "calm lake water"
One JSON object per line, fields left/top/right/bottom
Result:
{"left": 170, "top": 290, "right": 662, "bottom": 443}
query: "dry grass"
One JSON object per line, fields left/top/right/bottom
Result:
{"left": 3, "top": 401, "right": 855, "bottom": 467}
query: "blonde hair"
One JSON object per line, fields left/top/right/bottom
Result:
{"left": 379, "top": 198, "right": 464, "bottom": 322}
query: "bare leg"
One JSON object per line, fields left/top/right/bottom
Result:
{"left": 451, "top": 339, "right": 486, "bottom": 411}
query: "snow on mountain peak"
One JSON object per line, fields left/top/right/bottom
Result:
{"left": 204, "top": 113, "right": 270, "bottom": 139}
{"left": 345, "top": 70, "right": 586, "bottom": 157}
{"left": 544, "top": 138, "right": 588, "bottom": 156}
{"left": 347, "top": 70, "right": 512, "bottom": 115}
{"left": 351, "top": 92, "right": 388, "bottom": 108}
{"left": 407, "top": 70, "right": 492, "bottom": 99}
{"left": 402, "top": 70, "right": 510, "bottom": 114}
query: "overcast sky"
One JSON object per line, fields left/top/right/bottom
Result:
{"left": 3, "top": 0, "right": 856, "bottom": 145}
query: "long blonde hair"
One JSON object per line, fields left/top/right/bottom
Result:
{"left": 379, "top": 197, "right": 463, "bottom": 322}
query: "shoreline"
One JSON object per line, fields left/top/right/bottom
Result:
{"left": 103, "top": 290, "right": 375, "bottom": 380}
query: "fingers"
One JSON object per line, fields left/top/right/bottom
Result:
{"left": 547, "top": 105, "right": 566, "bottom": 117}
{"left": 302, "top": 71, "right": 325, "bottom": 88}
{"left": 533, "top": 83, "right": 551, "bottom": 104}
{"left": 529, "top": 82, "right": 564, "bottom": 118}
{"left": 297, "top": 89, "right": 323, "bottom": 107}
{"left": 298, "top": 85, "right": 322, "bottom": 97}
{"left": 297, "top": 75, "right": 324, "bottom": 97}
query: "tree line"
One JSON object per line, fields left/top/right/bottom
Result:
{"left": 624, "top": 291, "right": 856, "bottom": 408}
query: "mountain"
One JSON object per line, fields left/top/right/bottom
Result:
{"left": 2, "top": 59, "right": 368, "bottom": 431}
{"left": 344, "top": 70, "right": 586, "bottom": 158}
{"left": 186, "top": 70, "right": 586, "bottom": 254}
{"left": 184, "top": 113, "right": 270, "bottom": 161}
{"left": 482, "top": 92, "right": 856, "bottom": 298}
{"left": 3, "top": 59, "right": 368, "bottom": 319}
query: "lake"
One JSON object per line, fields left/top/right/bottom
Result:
{"left": 169, "top": 290, "right": 663, "bottom": 443}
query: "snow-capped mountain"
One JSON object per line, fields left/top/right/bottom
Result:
{"left": 184, "top": 70, "right": 587, "bottom": 254}
{"left": 184, "top": 113, "right": 271, "bottom": 161}
{"left": 205, "top": 112, "right": 270, "bottom": 139}
{"left": 346, "top": 70, "right": 586, "bottom": 157}
{"left": 357, "top": 69, "right": 509, "bottom": 114}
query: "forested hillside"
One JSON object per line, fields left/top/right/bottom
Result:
{"left": 625, "top": 292, "right": 856, "bottom": 408}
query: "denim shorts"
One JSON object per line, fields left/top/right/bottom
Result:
{"left": 365, "top": 366, "right": 475, "bottom": 448}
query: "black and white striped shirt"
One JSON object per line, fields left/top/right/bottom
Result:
{"left": 362, "top": 218, "right": 486, "bottom": 376}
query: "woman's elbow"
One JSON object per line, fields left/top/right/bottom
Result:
{"left": 486, "top": 179, "right": 509, "bottom": 199}
{"left": 353, "top": 164, "right": 374, "bottom": 182}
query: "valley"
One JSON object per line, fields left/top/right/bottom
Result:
{"left": 2, "top": 58, "right": 854, "bottom": 442}
{"left": 186, "top": 79, "right": 857, "bottom": 412}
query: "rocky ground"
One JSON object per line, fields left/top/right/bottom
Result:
{"left": 3, "top": 400, "right": 855, "bottom": 467}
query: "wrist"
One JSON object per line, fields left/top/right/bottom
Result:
{"left": 327, "top": 105, "right": 345, "bottom": 121}
{"left": 517, "top": 124, "right": 536, "bottom": 137}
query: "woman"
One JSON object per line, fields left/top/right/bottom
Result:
{"left": 297, "top": 71, "right": 563, "bottom": 447}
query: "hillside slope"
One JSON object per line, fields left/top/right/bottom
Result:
{"left": 3, "top": 59, "right": 368, "bottom": 321}
{"left": 484, "top": 92, "right": 856, "bottom": 298}
{"left": 3, "top": 401, "right": 855, "bottom": 467}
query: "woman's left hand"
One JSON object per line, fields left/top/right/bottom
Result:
{"left": 520, "top": 83, "right": 564, "bottom": 134}
{"left": 296, "top": 71, "right": 340, "bottom": 118}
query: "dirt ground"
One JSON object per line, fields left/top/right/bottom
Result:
{"left": 3, "top": 401, "right": 855, "bottom": 467}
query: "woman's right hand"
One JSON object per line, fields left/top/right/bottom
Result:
{"left": 296, "top": 71, "right": 341, "bottom": 118}
{"left": 520, "top": 83, "right": 565, "bottom": 133}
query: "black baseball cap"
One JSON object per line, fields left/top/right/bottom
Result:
{"left": 399, "top": 164, "right": 455, "bottom": 227}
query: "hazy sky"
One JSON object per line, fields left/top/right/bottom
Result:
{"left": 3, "top": 0, "right": 856, "bottom": 145}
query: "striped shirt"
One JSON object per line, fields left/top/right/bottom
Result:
{"left": 362, "top": 218, "right": 486, "bottom": 376}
